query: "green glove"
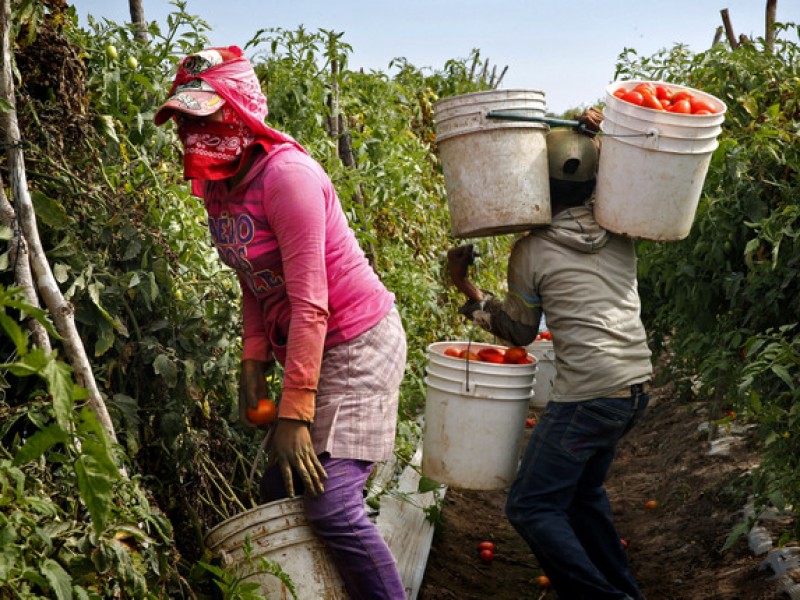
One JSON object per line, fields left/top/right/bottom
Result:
{"left": 266, "top": 418, "right": 328, "bottom": 497}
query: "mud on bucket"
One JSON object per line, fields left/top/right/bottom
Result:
{"left": 433, "top": 89, "right": 550, "bottom": 238}
{"left": 204, "top": 497, "right": 348, "bottom": 599}
{"left": 594, "top": 81, "right": 727, "bottom": 241}
{"left": 422, "top": 341, "right": 537, "bottom": 490}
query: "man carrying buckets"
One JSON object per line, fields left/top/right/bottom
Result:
{"left": 447, "top": 109, "right": 653, "bottom": 600}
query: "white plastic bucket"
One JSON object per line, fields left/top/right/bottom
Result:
{"left": 205, "top": 498, "right": 348, "bottom": 599}
{"left": 527, "top": 340, "right": 556, "bottom": 408}
{"left": 422, "top": 341, "right": 537, "bottom": 490}
{"left": 433, "top": 89, "right": 550, "bottom": 238}
{"left": 595, "top": 80, "right": 727, "bottom": 241}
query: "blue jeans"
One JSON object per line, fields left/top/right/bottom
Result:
{"left": 506, "top": 392, "right": 649, "bottom": 600}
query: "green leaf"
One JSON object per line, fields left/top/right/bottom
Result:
{"left": 31, "top": 191, "right": 72, "bottom": 230}
{"left": 94, "top": 319, "right": 115, "bottom": 357}
{"left": 74, "top": 452, "right": 114, "bottom": 535}
{"left": 41, "top": 356, "right": 77, "bottom": 430}
{"left": 721, "top": 519, "right": 751, "bottom": 552}
{"left": 41, "top": 558, "right": 73, "bottom": 600}
{"left": 0, "top": 311, "right": 28, "bottom": 356}
{"left": 13, "top": 424, "right": 68, "bottom": 465}
{"left": 153, "top": 354, "right": 178, "bottom": 387}
{"left": 770, "top": 364, "right": 793, "bottom": 388}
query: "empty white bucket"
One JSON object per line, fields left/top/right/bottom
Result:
{"left": 595, "top": 80, "right": 727, "bottom": 241}
{"left": 205, "top": 498, "right": 347, "bottom": 599}
{"left": 527, "top": 340, "right": 556, "bottom": 408}
{"left": 433, "top": 89, "right": 550, "bottom": 238}
{"left": 422, "top": 341, "right": 536, "bottom": 490}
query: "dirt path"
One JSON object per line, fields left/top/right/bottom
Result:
{"left": 417, "top": 380, "right": 792, "bottom": 599}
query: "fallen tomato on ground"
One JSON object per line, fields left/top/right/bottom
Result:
{"left": 479, "top": 548, "right": 494, "bottom": 564}
{"left": 643, "top": 499, "right": 658, "bottom": 510}
{"left": 525, "top": 417, "right": 537, "bottom": 429}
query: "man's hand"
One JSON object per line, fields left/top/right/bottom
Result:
{"left": 447, "top": 244, "right": 476, "bottom": 285}
{"left": 239, "top": 359, "right": 271, "bottom": 428}
{"left": 447, "top": 244, "right": 485, "bottom": 303}
{"left": 577, "top": 108, "right": 603, "bottom": 134}
{"left": 267, "top": 418, "right": 327, "bottom": 497}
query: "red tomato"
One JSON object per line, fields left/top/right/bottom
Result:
{"left": 515, "top": 355, "right": 534, "bottom": 364}
{"left": 641, "top": 93, "right": 664, "bottom": 111}
{"left": 669, "top": 99, "right": 692, "bottom": 114}
{"left": 479, "top": 549, "right": 494, "bottom": 563}
{"left": 444, "top": 347, "right": 460, "bottom": 358}
{"left": 693, "top": 109, "right": 713, "bottom": 115}
{"left": 503, "top": 347, "right": 529, "bottom": 363}
{"left": 477, "top": 348, "right": 503, "bottom": 362}
{"left": 671, "top": 90, "right": 694, "bottom": 104}
{"left": 643, "top": 499, "right": 658, "bottom": 510}
{"left": 540, "top": 330, "right": 552, "bottom": 341}
{"left": 612, "top": 87, "right": 627, "bottom": 99}
{"left": 659, "top": 99, "right": 673, "bottom": 110}
{"left": 525, "top": 417, "right": 537, "bottom": 428}
{"left": 632, "top": 82, "right": 656, "bottom": 96}
{"left": 246, "top": 398, "right": 277, "bottom": 426}
{"left": 458, "top": 349, "right": 479, "bottom": 361}
{"left": 536, "top": 575, "right": 551, "bottom": 588}
{"left": 655, "top": 85, "right": 672, "bottom": 101}
{"left": 485, "top": 353, "right": 507, "bottom": 364}
{"left": 690, "top": 98, "right": 716, "bottom": 114}
{"left": 620, "top": 538, "right": 630, "bottom": 550}
{"left": 477, "top": 541, "right": 496, "bottom": 552}
{"left": 621, "top": 91, "right": 644, "bottom": 106}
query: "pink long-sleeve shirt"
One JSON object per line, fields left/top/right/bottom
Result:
{"left": 199, "top": 144, "right": 395, "bottom": 422}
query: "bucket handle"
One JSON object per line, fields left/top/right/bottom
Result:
{"left": 488, "top": 110, "right": 662, "bottom": 141}
{"left": 486, "top": 110, "right": 591, "bottom": 133}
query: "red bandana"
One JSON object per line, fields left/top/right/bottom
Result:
{"left": 177, "top": 105, "right": 262, "bottom": 180}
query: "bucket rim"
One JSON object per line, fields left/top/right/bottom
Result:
{"left": 433, "top": 88, "right": 547, "bottom": 111}
{"left": 204, "top": 497, "right": 305, "bottom": 546}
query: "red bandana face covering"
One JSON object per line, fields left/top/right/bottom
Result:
{"left": 177, "top": 105, "right": 257, "bottom": 181}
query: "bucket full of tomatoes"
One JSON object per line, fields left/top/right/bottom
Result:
{"left": 594, "top": 80, "right": 727, "bottom": 241}
{"left": 421, "top": 341, "right": 537, "bottom": 490}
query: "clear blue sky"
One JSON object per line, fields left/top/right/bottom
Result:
{"left": 72, "top": 1, "right": 796, "bottom": 114}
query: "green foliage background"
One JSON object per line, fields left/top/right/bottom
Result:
{"left": 1, "top": 0, "right": 798, "bottom": 596}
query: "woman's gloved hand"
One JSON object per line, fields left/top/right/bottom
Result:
{"left": 267, "top": 418, "right": 328, "bottom": 497}
{"left": 239, "top": 359, "right": 271, "bottom": 427}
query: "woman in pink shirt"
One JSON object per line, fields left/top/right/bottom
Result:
{"left": 156, "top": 47, "right": 407, "bottom": 599}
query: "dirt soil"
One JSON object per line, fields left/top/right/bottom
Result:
{"left": 417, "top": 378, "right": 796, "bottom": 600}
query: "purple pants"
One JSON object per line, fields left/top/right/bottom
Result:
{"left": 260, "top": 456, "right": 406, "bottom": 599}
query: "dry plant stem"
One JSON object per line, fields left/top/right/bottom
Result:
{"left": 0, "top": 0, "right": 118, "bottom": 444}
{"left": 0, "top": 180, "right": 51, "bottom": 351}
